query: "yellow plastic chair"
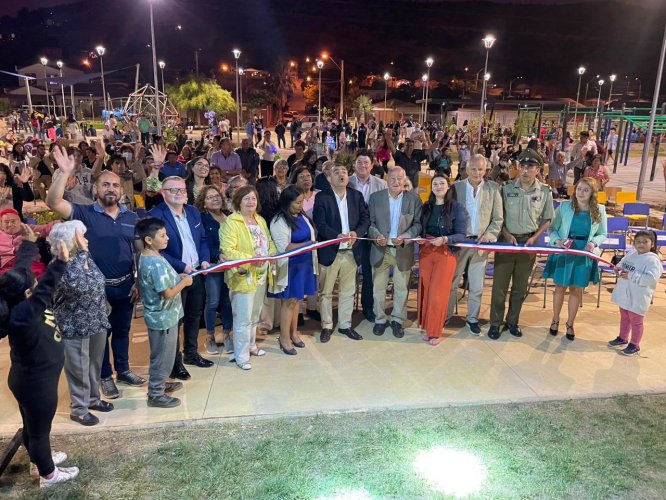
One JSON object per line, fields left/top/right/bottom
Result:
{"left": 597, "top": 191, "right": 607, "bottom": 204}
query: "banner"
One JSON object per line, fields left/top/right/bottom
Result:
{"left": 191, "top": 236, "right": 618, "bottom": 276}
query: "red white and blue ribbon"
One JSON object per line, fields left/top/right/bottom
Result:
{"left": 192, "top": 236, "right": 618, "bottom": 275}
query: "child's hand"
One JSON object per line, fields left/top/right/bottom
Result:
{"left": 180, "top": 274, "right": 194, "bottom": 287}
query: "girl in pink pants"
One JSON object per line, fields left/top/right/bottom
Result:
{"left": 608, "top": 231, "right": 663, "bottom": 356}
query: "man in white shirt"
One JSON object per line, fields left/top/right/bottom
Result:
{"left": 447, "top": 154, "right": 503, "bottom": 334}
{"left": 348, "top": 150, "right": 387, "bottom": 322}
{"left": 367, "top": 167, "right": 422, "bottom": 337}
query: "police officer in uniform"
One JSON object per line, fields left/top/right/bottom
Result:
{"left": 488, "top": 149, "right": 554, "bottom": 340}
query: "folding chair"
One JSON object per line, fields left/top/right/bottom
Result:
{"left": 596, "top": 233, "right": 627, "bottom": 307}
{"left": 597, "top": 191, "right": 607, "bottom": 205}
{"left": 623, "top": 202, "right": 650, "bottom": 229}
{"left": 606, "top": 216, "right": 629, "bottom": 234}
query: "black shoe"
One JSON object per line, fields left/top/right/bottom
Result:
{"left": 70, "top": 412, "right": 99, "bottom": 426}
{"left": 147, "top": 394, "right": 181, "bottom": 408}
{"left": 298, "top": 313, "right": 305, "bottom": 327}
{"left": 165, "top": 381, "right": 183, "bottom": 393}
{"left": 467, "top": 321, "right": 481, "bottom": 336}
{"left": 100, "top": 377, "right": 120, "bottom": 399}
{"left": 549, "top": 320, "right": 559, "bottom": 336}
{"left": 363, "top": 310, "right": 376, "bottom": 323}
{"left": 183, "top": 353, "right": 214, "bottom": 368}
{"left": 89, "top": 401, "right": 114, "bottom": 412}
{"left": 170, "top": 363, "right": 191, "bottom": 380}
{"left": 278, "top": 340, "right": 297, "bottom": 355}
{"left": 488, "top": 325, "right": 502, "bottom": 340}
{"left": 116, "top": 370, "right": 147, "bottom": 387}
{"left": 320, "top": 328, "right": 332, "bottom": 343}
{"left": 504, "top": 323, "right": 522, "bottom": 338}
{"left": 292, "top": 338, "right": 305, "bottom": 348}
{"left": 306, "top": 309, "right": 321, "bottom": 322}
{"left": 565, "top": 322, "right": 575, "bottom": 341}
{"left": 390, "top": 321, "right": 405, "bottom": 339}
{"left": 339, "top": 328, "right": 363, "bottom": 340}
{"left": 373, "top": 322, "right": 388, "bottom": 336}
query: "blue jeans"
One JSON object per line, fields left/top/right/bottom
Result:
{"left": 204, "top": 272, "right": 232, "bottom": 333}
{"left": 101, "top": 280, "right": 134, "bottom": 379}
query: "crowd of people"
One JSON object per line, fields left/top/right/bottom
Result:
{"left": 0, "top": 111, "right": 664, "bottom": 489}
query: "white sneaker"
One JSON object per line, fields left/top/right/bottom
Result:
{"left": 39, "top": 466, "right": 79, "bottom": 488}
{"left": 30, "top": 450, "right": 68, "bottom": 477}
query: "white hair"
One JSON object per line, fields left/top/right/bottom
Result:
{"left": 47, "top": 220, "right": 87, "bottom": 253}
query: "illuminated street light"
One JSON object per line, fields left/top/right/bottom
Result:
{"left": 424, "top": 57, "right": 434, "bottom": 124}
{"left": 316, "top": 59, "right": 324, "bottom": 127}
{"left": 573, "top": 66, "right": 586, "bottom": 134}
{"left": 607, "top": 73, "right": 616, "bottom": 105}
{"left": 595, "top": 79, "right": 605, "bottom": 129}
{"left": 159, "top": 61, "right": 166, "bottom": 97}
{"left": 56, "top": 60, "right": 66, "bottom": 117}
{"left": 383, "top": 72, "right": 390, "bottom": 122}
{"left": 320, "top": 51, "right": 345, "bottom": 119}
{"left": 478, "top": 34, "right": 496, "bottom": 145}
{"left": 95, "top": 45, "right": 108, "bottom": 118}
{"left": 40, "top": 57, "right": 50, "bottom": 116}
{"left": 233, "top": 48, "right": 241, "bottom": 142}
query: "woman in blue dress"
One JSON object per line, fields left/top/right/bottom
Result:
{"left": 543, "top": 177, "right": 607, "bottom": 341}
{"left": 269, "top": 186, "right": 317, "bottom": 355}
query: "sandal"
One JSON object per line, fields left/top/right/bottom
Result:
{"left": 549, "top": 320, "right": 559, "bottom": 336}
{"left": 565, "top": 322, "right": 575, "bottom": 341}
{"left": 427, "top": 338, "right": 441, "bottom": 347}
{"left": 422, "top": 334, "right": 430, "bottom": 342}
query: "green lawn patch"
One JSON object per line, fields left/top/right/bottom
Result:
{"left": 1, "top": 395, "right": 665, "bottom": 499}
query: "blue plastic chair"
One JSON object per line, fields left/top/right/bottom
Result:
{"left": 623, "top": 202, "right": 649, "bottom": 229}
{"left": 606, "top": 216, "right": 629, "bottom": 234}
{"left": 596, "top": 233, "right": 627, "bottom": 307}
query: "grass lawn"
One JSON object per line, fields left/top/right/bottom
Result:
{"left": 1, "top": 395, "right": 665, "bottom": 499}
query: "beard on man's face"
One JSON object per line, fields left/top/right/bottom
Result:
{"left": 98, "top": 192, "right": 119, "bottom": 206}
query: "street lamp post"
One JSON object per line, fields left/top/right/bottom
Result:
{"left": 233, "top": 48, "right": 241, "bottom": 143}
{"left": 635, "top": 77, "right": 642, "bottom": 101}
{"left": 462, "top": 66, "right": 468, "bottom": 100}
{"left": 316, "top": 60, "right": 324, "bottom": 127}
{"left": 238, "top": 68, "right": 244, "bottom": 126}
{"left": 423, "top": 57, "right": 433, "bottom": 124}
{"left": 95, "top": 46, "right": 107, "bottom": 119}
{"left": 420, "top": 74, "right": 427, "bottom": 123}
{"left": 584, "top": 74, "right": 600, "bottom": 103}
{"left": 159, "top": 61, "right": 166, "bottom": 96}
{"left": 320, "top": 53, "right": 344, "bottom": 120}
{"left": 508, "top": 76, "right": 522, "bottom": 98}
{"left": 478, "top": 34, "right": 496, "bottom": 146}
{"left": 595, "top": 79, "right": 605, "bottom": 129}
{"left": 40, "top": 57, "right": 50, "bottom": 116}
{"left": 607, "top": 74, "right": 616, "bottom": 106}
{"left": 573, "top": 66, "right": 585, "bottom": 135}
{"left": 56, "top": 61, "right": 66, "bottom": 117}
{"left": 383, "top": 72, "right": 389, "bottom": 122}
{"left": 148, "top": 0, "right": 161, "bottom": 136}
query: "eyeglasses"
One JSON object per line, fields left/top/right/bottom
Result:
{"left": 205, "top": 195, "right": 222, "bottom": 201}
{"left": 164, "top": 188, "right": 187, "bottom": 194}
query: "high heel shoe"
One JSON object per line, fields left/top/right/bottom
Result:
{"left": 278, "top": 340, "right": 297, "bottom": 355}
{"left": 292, "top": 338, "right": 305, "bottom": 348}
{"left": 565, "top": 322, "right": 575, "bottom": 341}
{"left": 549, "top": 320, "right": 559, "bottom": 336}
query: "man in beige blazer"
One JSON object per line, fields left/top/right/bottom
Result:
{"left": 367, "top": 167, "right": 423, "bottom": 338}
{"left": 447, "top": 154, "right": 503, "bottom": 334}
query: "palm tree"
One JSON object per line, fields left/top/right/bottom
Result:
{"left": 269, "top": 60, "right": 296, "bottom": 115}
{"left": 352, "top": 95, "right": 373, "bottom": 123}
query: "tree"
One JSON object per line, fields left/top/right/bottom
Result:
{"left": 352, "top": 95, "right": 373, "bottom": 123}
{"left": 303, "top": 84, "right": 319, "bottom": 108}
{"left": 321, "top": 107, "right": 333, "bottom": 120}
{"left": 269, "top": 60, "right": 297, "bottom": 113}
{"left": 245, "top": 89, "right": 274, "bottom": 114}
{"left": 167, "top": 78, "right": 235, "bottom": 120}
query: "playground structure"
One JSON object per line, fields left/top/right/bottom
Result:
{"left": 120, "top": 84, "right": 179, "bottom": 124}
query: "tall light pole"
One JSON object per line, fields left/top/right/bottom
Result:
{"left": 159, "top": 61, "right": 166, "bottom": 96}
{"left": 478, "top": 34, "right": 495, "bottom": 146}
{"left": 148, "top": 0, "right": 161, "bottom": 136}
{"left": 56, "top": 61, "right": 66, "bottom": 117}
{"left": 40, "top": 57, "right": 50, "bottom": 117}
{"left": 233, "top": 48, "right": 241, "bottom": 143}
{"left": 420, "top": 74, "right": 427, "bottom": 123}
{"left": 383, "top": 72, "right": 390, "bottom": 123}
{"left": 607, "top": 73, "right": 616, "bottom": 107}
{"left": 595, "top": 79, "right": 605, "bottom": 129}
{"left": 573, "top": 66, "right": 585, "bottom": 135}
{"left": 635, "top": 77, "right": 642, "bottom": 101}
{"left": 95, "top": 46, "right": 107, "bottom": 119}
{"left": 316, "top": 60, "right": 324, "bottom": 127}
{"left": 584, "top": 74, "right": 600, "bottom": 103}
{"left": 238, "top": 68, "right": 244, "bottom": 126}
{"left": 423, "top": 57, "right": 433, "bottom": 124}
{"left": 320, "top": 53, "right": 344, "bottom": 120}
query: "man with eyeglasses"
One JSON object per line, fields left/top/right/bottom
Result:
{"left": 488, "top": 149, "right": 553, "bottom": 340}
{"left": 148, "top": 176, "right": 213, "bottom": 380}
{"left": 47, "top": 146, "right": 146, "bottom": 401}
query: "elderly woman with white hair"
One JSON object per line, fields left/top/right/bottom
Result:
{"left": 49, "top": 220, "right": 112, "bottom": 427}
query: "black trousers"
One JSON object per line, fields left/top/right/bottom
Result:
{"left": 359, "top": 240, "right": 374, "bottom": 315}
{"left": 175, "top": 274, "right": 206, "bottom": 365}
{"left": 277, "top": 134, "right": 286, "bottom": 148}
{"left": 8, "top": 369, "right": 60, "bottom": 477}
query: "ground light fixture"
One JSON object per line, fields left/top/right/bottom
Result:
{"left": 412, "top": 446, "right": 487, "bottom": 497}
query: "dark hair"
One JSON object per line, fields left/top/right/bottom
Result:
{"left": 294, "top": 140, "right": 306, "bottom": 149}
{"left": 11, "top": 142, "right": 27, "bottom": 161}
{"left": 421, "top": 173, "right": 457, "bottom": 234}
{"left": 232, "top": 185, "right": 261, "bottom": 213}
{"left": 135, "top": 217, "right": 166, "bottom": 246}
{"left": 194, "top": 185, "right": 223, "bottom": 213}
{"left": 273, "top": 185, "right": 303, "bottom": 231}
{"left": 302, "top": 149, "right": 318, "bottom": 166}
{"left": 633, "top": 230, "right": 658, "bottom": 254}
{"left": 0, "top": 265, "right": 35, "bottom": 339}
{"left": 290, "top": 165, "right": 313, "bottom": 187}
{"left": 254, "top": 178, "right": 279, "bottom": 221}
{"left": 354, "top": 148, "right": 374, "bottom": 161}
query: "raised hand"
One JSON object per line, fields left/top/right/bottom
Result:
{"left": 51, "top": 145, "right": 76, "bottom": 175}
{"left": 74, "top": 229, "right": 89, "bottom": 252}
{"left": 54, "top": 240, "right": 70, "bottom": 262}
{"left": 21, "top": 224, "right": 37, "bottom": 243}
{"left": 149, "top": 144, "right": 167, "bottom": 164}
{"left": 94, "top": 140, "right": 106, "bottom": 158}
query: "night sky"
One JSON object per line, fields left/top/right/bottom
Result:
{"left": 1, "top": 0, "right": 665, "bottom": 98}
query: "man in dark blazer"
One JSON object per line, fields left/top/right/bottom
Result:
{"left": 148, "top": 176, "right": 213, "bottom": 379}
{"left": 313, "top": 164, "right": 370, "bottom": 343}
{"left": 367, "top": 167, "right": 422, "bottom": 338}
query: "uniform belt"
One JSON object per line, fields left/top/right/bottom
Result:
{"left": 569, "top": 236, "right": 588, "bottom": 240}
{"left": 511, "top": 232, "right": 535, "bottom": 239}
{"left": 105, "top": 274, "right": 132, "bottom": 286}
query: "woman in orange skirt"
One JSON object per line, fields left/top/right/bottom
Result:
{"left": 418, "top": 174, "right": 468, "bottom": 346}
